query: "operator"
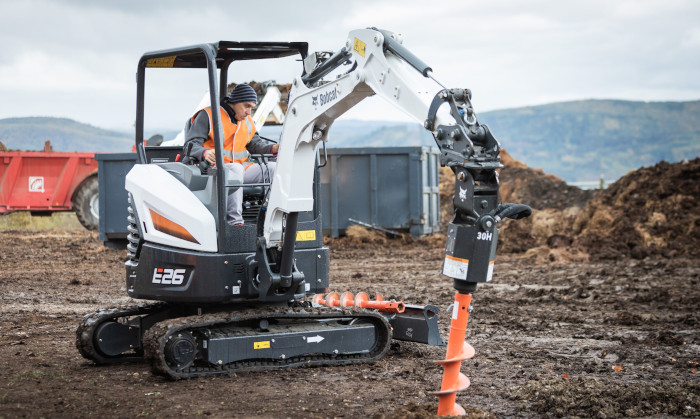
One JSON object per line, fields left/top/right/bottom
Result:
{"left": 185, "top": 84, "right": 278, "bottom": 226}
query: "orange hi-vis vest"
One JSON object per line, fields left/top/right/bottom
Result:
{"left": 196, "top": 107, "right": 256, "bottom": 166}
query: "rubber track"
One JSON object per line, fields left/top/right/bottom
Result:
{"left": 76, "top": 302, "right": 168, "bottom": 364}
{"left": 143, "top": 306, "right": 392, "bottom": 380}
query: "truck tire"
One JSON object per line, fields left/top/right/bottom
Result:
{"left": 73, "top": 176, "right": 99, "bottom": 230}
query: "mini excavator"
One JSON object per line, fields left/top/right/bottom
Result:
{"left": 77, "top": 28, "right": 530, "bottom": 412}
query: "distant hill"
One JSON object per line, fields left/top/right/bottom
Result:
{"left": 2, "top": 99, "right": 699, "bottom": 183}
{"left": 320, "top": 99, "right": 700, "bottom": 183}
{"left": 327, "top": 122, "right": 434, "bottom": 148}
{"left": 479, "top": 100, "right": 700, "bottom": 182}
{"left": 0, "top": 117, "right": 132, "bottom": 152}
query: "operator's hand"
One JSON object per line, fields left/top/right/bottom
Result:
{"left": 271, "top": 144, "right": 279, "bottom": 155}
{"left": 203, "top": 149, "right": 216, "bottom": 166}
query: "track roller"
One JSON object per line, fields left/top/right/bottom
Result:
{"left": 164, "top": 332, "right": 197, "bottom": 371}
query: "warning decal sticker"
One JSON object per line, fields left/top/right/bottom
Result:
{"left": 146, "top": 56, "right": 176, "bottom": 67}
{"left": 253, "top": 341, "right": 270, "bottom": 350}
{"left": 443, "top": 254, "right": 469, "bottom": 280}
{"left": 296, "top": 230, "right": 316, "bottom": 241}
{"left": 353, "top": 38, "right": 366, "bottom": 57}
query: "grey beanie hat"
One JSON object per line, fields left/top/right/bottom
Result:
{"left": 226, "top": 84, "right": 257, "bottom": 104}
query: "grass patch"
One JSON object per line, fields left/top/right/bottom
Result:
{"left": 0, "top": 212, "right": 84, "bottom": 230}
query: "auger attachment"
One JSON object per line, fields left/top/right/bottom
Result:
{"left": 354, "top": 292, "right": 405, "bottom": 313}
{"left": 311, "top": 291, "right": 405, "bottom": 313}
{"left": 434, "top": 292, "right": 475, "bottom": 416}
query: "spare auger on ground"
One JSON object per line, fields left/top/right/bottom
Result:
{"left": 77, "top": 28, "right": 530, "bottom": 414}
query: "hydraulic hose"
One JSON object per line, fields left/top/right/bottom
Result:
{"left": 493, "top": 203, "right": 532, "bottom": 223}
{"left": 301, "top": 48, "right": 352, "bottom": 86}
{"left": 279, "top": 212, "right": 299, "bottom": 288}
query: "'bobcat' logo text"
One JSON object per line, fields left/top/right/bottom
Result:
{"left": 313, "top": 87, "right": 338, "bottom": 107}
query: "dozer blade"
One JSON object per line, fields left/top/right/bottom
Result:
{"left": 384, "top": 304, "right": 445, "bottom": 346}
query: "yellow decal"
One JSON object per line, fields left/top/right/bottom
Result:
{"left": 296, "top": 230, "right": 316, "bottom": 241}
{"left": 353, "top": 38, "right": 366, "bottom": 57}
{"left": 146, "top": 56, "right": 176, "bottom": 67}
{"left": 254, "top": 341, "right": 270, "bottom": 350}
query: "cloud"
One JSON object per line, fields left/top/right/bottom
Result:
{"left": 0, "top": 0, "right": 699, "bottom": 130}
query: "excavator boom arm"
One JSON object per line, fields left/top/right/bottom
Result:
{"left": 264, "top": 28, "right": 473, "bottom": 247}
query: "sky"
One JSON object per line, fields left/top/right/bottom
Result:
{"left": 1, "top": 0, "right": 699, "bottom": 133}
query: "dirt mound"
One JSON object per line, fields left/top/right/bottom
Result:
{"left": 437, "top": 150, "right": 594, "bottom": 229}
{"left": 499, "top": 157, "right": 700, "bottom": 261}
{"left": 437, "top": 150, "right": 597, "bottom": 262}
{"left": 573, "top": 158, "right": 700, "bottom": 259}
{"left": 326, "top": 224, "right": 416, "bottom": 251}
{"left": 496, "top": 150, "right": 596, "bottom": 261}
{"left": 499, "top": 149, "right": 598, "bottom": 210}
{"left": 345, "top": 224, "right": 389, "bottom": 245}
{"left": 435, "top": 151, "right": 700, "bottom": 262}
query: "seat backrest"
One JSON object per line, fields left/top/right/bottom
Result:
{"left": 157, "top": 162, "right": 208, "bottom": 191}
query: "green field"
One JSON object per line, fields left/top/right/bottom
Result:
{"left": 0, "top": 212, "right": 85, "bottom": 230}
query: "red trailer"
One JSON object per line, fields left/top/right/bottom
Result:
{"left": 0, "top": 150, "right": 99, "bottom": 230}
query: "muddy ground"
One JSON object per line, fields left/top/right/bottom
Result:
{"left": 1, "top": 157, "right": 699, "bottom": 418}
{"left": 0, "top": 228, "right": 698, "bottom": 418}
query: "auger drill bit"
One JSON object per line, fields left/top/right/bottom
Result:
{"left": 434, "top": 292, "right": 476, "bottom": 416}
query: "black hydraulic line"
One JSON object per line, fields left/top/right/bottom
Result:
{"left": 374, "top": 28, "right": 432, "bottom": 76}
{"left": 301, "top": 47, "right": 352, "bottom": 86}
{"left": 318, "top": 141, "right": 328, "bottom": 168}
{"left": 278, "top": 212, "right": 299, "bottom": 288}
{"left": 494, "top": 203, "right": 532, "bottom": 222}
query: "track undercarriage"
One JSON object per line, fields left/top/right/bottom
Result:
{"left": 77, "top": 302, "right": 400, "bottom": 379}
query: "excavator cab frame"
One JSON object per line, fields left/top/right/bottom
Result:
{"left": 127, "top": 41, "right": 332, "bottom": 304}
{"left": 134, "top": 41, "right": 309, "bottom": 249}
